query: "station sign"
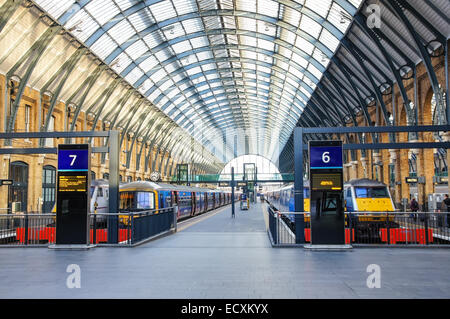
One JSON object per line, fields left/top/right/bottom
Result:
{"left": 219, "top": 182, "right": 230, "bottom": 187}
{"left": 405, "top": 177, "right": 418, "bottom": 184}
{"left": 58, "top": 148, "right": 89, "bottom": 171}
{"left": 237, "top": 182, "right": 247, "bottom": 187}
{"left": 0, "top": 179, "right": 13, "bottom": 186}
{"left": 406, "top": 176, "right": 425, "bottom": 184}
{"left": 309, "top": 145, "right": 343, "bottom": 169}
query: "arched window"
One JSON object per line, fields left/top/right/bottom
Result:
{"left": 91, "top": 171, "right": 96, "bottom": 181}
{"left": 431, "top": 88, "right": 447, "bottom": 177}
{"left": 9, "top": 161, "right": 28, "bottom": 213}
{"left": 42, "top": 165, "right": 56, "bottom": 213}
{"left": 103, "top": 173, "right": 109, "bottom": 180}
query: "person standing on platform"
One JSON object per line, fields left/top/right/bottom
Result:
{"left": 410, "top": 198, "right": 419, "bottom": 221}
{"left": 443, "top": 194, "right": 450, "bottom": 227}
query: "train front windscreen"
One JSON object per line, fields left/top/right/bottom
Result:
{"left": 354, "top": 187, "right": 389, "bottom": 198}
{"left": 119, "top": 191, "right": 155, "bottom": 211}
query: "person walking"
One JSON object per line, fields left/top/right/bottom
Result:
{"left": 443, "top": 194, "right": 450, "bottom": 227}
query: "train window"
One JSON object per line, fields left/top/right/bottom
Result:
{"left": 97, "top": 188, "right": 103, "bottom": 197}
{"left": 369, "top": 187, "right": 389, "bottom": 198}
{"left": 90, "top": 187, "right": 95, "bottom": 197}
{"left": 119, "top": 192, "right": 155, "bottom": 210}
{"left": 355, "top": 187, "right": 369, "bottom": 198}
{"left": 119, "top": 192, "right": 133, "bottom": 210}
{"left": 136, "top": 192, "right": 155, "bottom": 210}
{"left": 355, "top": 187, "right": 388, "bottom": 198}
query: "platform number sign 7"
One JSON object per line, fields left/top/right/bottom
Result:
{"left": 58, "top": 147, "right": 89, "bottom": 171}
{"left": 69, "top": 155, "right": 77, "bottom": 166}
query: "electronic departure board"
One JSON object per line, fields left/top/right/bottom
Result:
{"left": 308, "top": 140, "right": 345, "bottom": 246}
{"left": 56, "top": 144, "right": 91, "bottom": 245}
{"left": 311, "top": 173, "right": 342, "bottom": 190}
{"left": 58, "top": 175, "right": 87, "bottom": 192}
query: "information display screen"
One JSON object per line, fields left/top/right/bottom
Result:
{"left": 311, "top": 173, "right": 342, "bottom": 190}
{"left": 58, "top": 175, "right": 87, "bottom": 192}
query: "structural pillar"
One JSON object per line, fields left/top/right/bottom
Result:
{"left": 389, "top": 149, "right": 402, "bottom": 207}
{"left": 360, "top": 157, "right": 368, "bottom": 178}
{"left": 373, "top": 152, "right": 382, "bottom": 182}
{"left": 444, "top": 132, "right": 450, "bottom": 196}
{"left": 344, "top": 163, "right": 351, "bottom": 181}
{"left": 350, "top": 161, "right": 358, "bottom": 180}
{"left": 411, "top": 140, "right": 425, "bottom": 210}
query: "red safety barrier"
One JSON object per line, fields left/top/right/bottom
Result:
{"left": 89, "top": 229, "right": 129, "bottom": 243}
{"left": 16, "top": 227, "right": 129, "bottom": 244}
{"left": 380, "top": 228, "right": 434, "bottom": 244}
{"left": 304, "top": 229, "right": 354, "bottom": 244}
{"left": 16, "top": 227, "right": 55, "bottom": 243}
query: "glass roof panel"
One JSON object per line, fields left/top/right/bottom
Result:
{"left": 108, "top": 19, "right": 135, "bottom": 45}
{"left": 128, "top": 8, "right": 155, "bottom": 32}
{"left": 35, "top": 0, "right": 76, "bottom": 19}
{"left": 85, "top": 0, "right": 120, "bottom": 26}
{"left": 65, "top": 9, "right": 99, "bottom": 42}
{"left": 149, "top": 1, "right": 177, "bottom": 23}
{"left": 40, "top": 0, "right": 360, "bottom": 162}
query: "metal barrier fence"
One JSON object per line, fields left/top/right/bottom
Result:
{"left": 266, "top": 205, "right": 450, "bottom": 247}
{"left": 0, "top": 213, "right": 56, "bottom": 246}
{"left": 0, "top": 207, "right": 177, "bottom": 247}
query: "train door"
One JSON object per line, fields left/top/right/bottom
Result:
{"left": 159, "top": 192, "right": 164, "bottom": 209}
{"left": 202, "top": 193, "right": 206, "bottom": 212}
{"left": 174, "top": 191, "right": 180, "bottom": 217}
{"left": 191, "top": 192, "right": 196, "bottom": 216}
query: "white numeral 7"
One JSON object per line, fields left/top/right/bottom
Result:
{"left": 69, "top": 155, "right": 77, "bottom": 166}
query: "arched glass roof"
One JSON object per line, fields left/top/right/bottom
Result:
{"left": 34, "top": 0, "right": 363, "bottom": 161}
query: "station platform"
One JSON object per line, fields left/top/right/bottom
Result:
{"left": 1, "top": 201, "right": 450, "bottom": 299}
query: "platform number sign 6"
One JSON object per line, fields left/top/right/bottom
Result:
{"left": 322, "top": 152, "right": 330, "bottom": 164}
{"left": 310, "top": 146, "right": 343, "bottom": 169}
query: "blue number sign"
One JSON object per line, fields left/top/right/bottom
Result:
{"left": 58, "top": 149, "right": 89, "bottom": 171}
{"left": 310, "top": 146, "right": 343, "bottom": 169}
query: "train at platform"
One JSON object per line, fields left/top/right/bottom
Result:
{"left": 265, "top": 178, "right": 398, "bottom": 231}
{"left": 118, "top": 181, "right": 236, "bottom": 223}
{"left": 53, "top": 180, "right": 236, "bottom": 225}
